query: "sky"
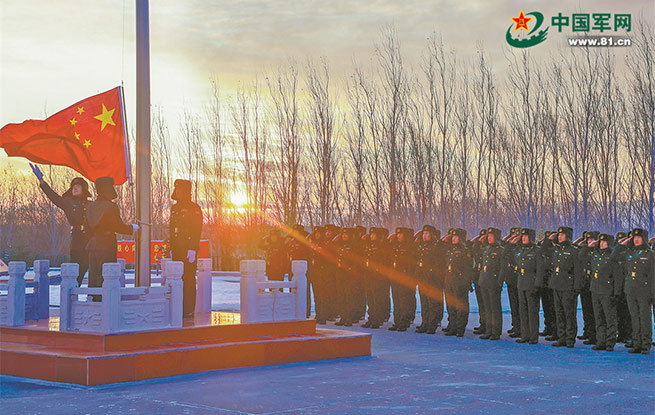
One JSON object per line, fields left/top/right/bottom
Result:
{"left": 1, "top": 0, "right": 654, "bottom": 172}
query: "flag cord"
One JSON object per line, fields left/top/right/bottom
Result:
{"left": 121, "top": 0, "right": 126, "bottom": 83}
{"left": 120, "top": 84, "right": 133, "bottom": 188}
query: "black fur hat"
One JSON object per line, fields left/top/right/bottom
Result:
{"left": 94, "top": 176, "right": 117, "bottom": 200}
{"left": 521, "top": 228, "right": 536, "bottom": 242}
{"left": 599, "top": 234, "right": 615, "bottom": 246}
{"left": 487, "top": 227, "right": 501, "bottom": 241}
{"left": 558, "top": 226, "right": 573, "bottom": 241}
{"left": 451, "top": 228, "right": 467, "bottom": 241}
{"left": 63, "top": 177, "right": 91, "bottom": 199}
{"left": 422, "top": 225, "right": 440, "bottom": 239}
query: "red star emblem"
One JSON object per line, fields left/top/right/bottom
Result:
{"left": 511, "top": 10, "right": 533, "bottom": 32}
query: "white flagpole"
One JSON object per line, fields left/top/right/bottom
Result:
{"left": 136, "top": 0, "right": 151, "bottom": 286}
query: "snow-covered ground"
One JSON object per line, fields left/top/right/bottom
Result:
{"left": 2, "top": 274, "right": 654, "bottom": 414}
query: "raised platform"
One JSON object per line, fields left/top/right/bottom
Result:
{"left": 0, "top": 312, "right": 370, "bottom": 385}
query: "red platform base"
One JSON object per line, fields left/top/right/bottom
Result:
{"left": 0, "top": 312, "right": 371, "bottom": 385}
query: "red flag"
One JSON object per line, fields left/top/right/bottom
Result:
{"left": 0, "top": 87, "right": 130, "bottom": 184}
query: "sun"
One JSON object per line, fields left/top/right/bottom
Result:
{"left": 230, "top": 188, "right": 248, "bottom": 208}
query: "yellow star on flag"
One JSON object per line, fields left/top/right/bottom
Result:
{"left": 70, "top": 118, "right": 77, "bottom": 126}
{"left": 93, "top": 104, "right": 116, "bottom": 131}
{"left": 77, "top": 107, "right": 84, "bottom": 115}
{"left": 74, "top": 132, "right": 81, "bottom": 140}
{"left": 83, "top": 139, "right": 92, "bottom": 148}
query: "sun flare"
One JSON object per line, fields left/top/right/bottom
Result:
{"left": 230, "top": 188, "right": 248, "bottom": 208}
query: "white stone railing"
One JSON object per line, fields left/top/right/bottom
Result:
{"left": 160, "top": 257, "right": 213, "bottom": 314}
{"left": 0, "top": 260, "right": 50, "bottom": 326}
{"left": 240, "top": 260, "right": 307, "bottom": 324}
{"left": 59, "top": 261, "right": 184, "bottom": 333}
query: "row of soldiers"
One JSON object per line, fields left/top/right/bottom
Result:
{"left": 262, "top": 224, "right": 655, "bottom": 354}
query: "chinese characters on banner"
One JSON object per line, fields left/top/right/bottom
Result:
{"left": 117, "top": 240, "right": 210, "bottom": 264}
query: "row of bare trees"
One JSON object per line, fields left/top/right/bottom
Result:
{"left": 1, "top": 23, "right": 653, "bottom": 266}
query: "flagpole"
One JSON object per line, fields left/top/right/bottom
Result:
{"left": 135, "top": 0, "right": 151, "bottom": 286}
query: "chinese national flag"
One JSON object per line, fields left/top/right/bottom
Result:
{"left": 0, "top": 87, "right": 130, "bottom": 184}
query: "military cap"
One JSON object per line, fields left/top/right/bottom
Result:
{"left": 487, "top": 227, "right": 502, "bottom": 241}
{"left": 172, "top": 179, "right": 192, "bottom": 201}
{"left": 584, "top": 230, "right": 600, "bottom": 240}
{"left": 95, "top": 176, "right": 118, "bottom": 200}
{"left": 395, "top": 227, "right": 414, "bottom": 240}
{"left": 632, "top": 228, "right": 649, "bottom": 242}
{"left": 451, "top": 228, "right": 467, "bottom": 241}
{"left": 558, "top": 226, "right": 573, "bottom": 240}
{"left": 599, "top": 233, "right": 615, "bottom": 246}
{"left": 370, "top": 227, "right": 389, "bottom": 239}
{"left": 63, "top": 177, "right": 92, "bottom": 199}
{"left": 615, "top": 231, "right": 627, "bottom": 240}
{"left": 422, "top": 225, "right": 439, "bottom": 236}
{"left": 521, "top": 228, "right": 536, "bottom": 242}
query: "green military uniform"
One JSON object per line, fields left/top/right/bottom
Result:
{"left": 548, "top": 227, "right": 583, "bottom": 347}
{"left": 500, "top": 228, "right": 521, "bottom": 337}
{"left": 335, "top": 228, "right": 358, "bottom": 327}
{"left": 389, "top": 227, "right": 416, "bottom": 331}
{"left": 579, "top": 234, "right": 620, "bottom": 351}
{"left": 537, "top": 233, "right": 558, "bottom": 340}
{"left": 169, "top": 179, "right": 203, "bottom": 315}
{"left": 478, "top": 228, "right": 504, "bottom": 340}
{"left": 612, "top": 232, "right": 632, "bottom": 343}
{"left": 414, "top": 225, "right": 445, "bottom": 334}
{"left": 85, "top": 177, "right": 134, "bottom": 302}
{"left": 515, "top": 228, "right": 540, "bottom": 344}
{"left": 444, "top": 228, "right": 473, "bottom": 337}
{"left": 470, "top": 229, "right": 488, "bottom": 335}
{"left": 620, "top": 229, "right": 654, "bottom": 354}
{"left": 577, "top": 231, "right": 599, "bottom": 344}
{"left": 362, "top": 227, "right": 391, "bottom": 329}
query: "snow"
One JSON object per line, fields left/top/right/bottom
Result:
{"left": 2, "top": 274, "right": 654, "bottom": 414}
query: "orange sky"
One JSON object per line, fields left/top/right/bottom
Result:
{"left": 2, "top": 0, "right": 653, "bottom": 172}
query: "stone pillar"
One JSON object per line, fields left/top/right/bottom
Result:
{"left": 5, "top": 262, "right": 26, "bottom": 327}
{"left": 117, "top": 258, "right": 127, "bottom": 287}
{"left": 195, "top": 258, "right": 212, "bottom": 314}
{"left": 33, "top": 259, "right": 50, "bottom": 319}
{"left": 160, "top": 257, "right": 171, "bottom": 286}
{"left": 166, "top": 261, "right": 184, "bottom": 328}
{"left": 292, "top": 260, "right": 308, "bottom": 320}
{"left": 101, "top": 263, "right": 122, "bottom": 333}
{"left": 59, "top": 263, "right": 79, "bottom": 331}
{"left": 240, "top": 260, "right": 265, "bottom": 323}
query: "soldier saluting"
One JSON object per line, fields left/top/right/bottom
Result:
{"left": 548, "top": 226, "right": 583, "bottom": 348}
{"left": 169, "top": 179, "right": 203, "bottom": 316}
{"left": 515, "top": 228, "right": 540, "bottom": 345}
{"left": 414, "top": 225, "right": 444, "bottom": 334}
{"left": 30, "top": 164, "right": 91, "bottom": 286}
{"left": 617, "top": 228, "right": 654, "bottom": 355}
{"left": 478, "top": 227, "right": 504, "bottom": 340}
{"left": 579, "top": 233, "right": 620, "bottom": 352}
{"left": 443, "top": 228, "right": 473, "bottom": 337}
